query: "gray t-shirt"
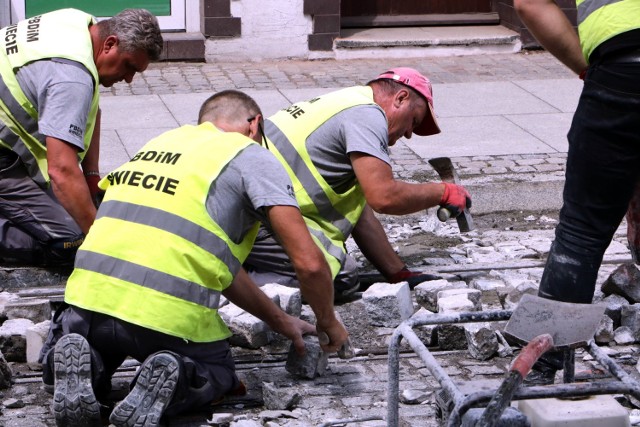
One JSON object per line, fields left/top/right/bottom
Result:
{"left": 15, "top": 59, "right": 94, "bottom": 151}
{"left": 304, "top": 103, "right": 391, "bottom": 194}
{"left": 206, "top": 144, "right": 298, "bottom": 245}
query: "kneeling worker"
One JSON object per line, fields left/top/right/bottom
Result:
{"left": 41, "top": 90, "right": 348, "bottom": 427}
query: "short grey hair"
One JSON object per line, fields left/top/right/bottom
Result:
{"left": 98, "top": 9, "right": 163, "bottom": 60}
{"left": 198, "top": 90, "right": 262, "bottom": 126}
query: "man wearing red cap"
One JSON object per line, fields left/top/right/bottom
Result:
{"left": 244, "top": 67, "right": 471, "bottom": 299}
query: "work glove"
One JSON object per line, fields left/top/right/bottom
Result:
{"left": 388, "top": 266, "right": 441, "bottom": 289}
{"left": 84, "top": 173, "right": 104, "bottom": 208}
{"left": 439, "top": 182, "right": 472, "bottom": 220}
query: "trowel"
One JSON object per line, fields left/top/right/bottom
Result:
{"left": 503, "top": 294, "right": 605, "bottom": 350}
{"left": 428, "top": 157, "right": 474, "bottom": 232}
{"left": 474, "top": 294, "right": 606, "bottom": 426}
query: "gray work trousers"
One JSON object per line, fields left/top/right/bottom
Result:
{"left": 0, "top": 150, "right": 83, "bottom": 265}
{"left": 41, "top": 305, "right": 240, "bottom": 417}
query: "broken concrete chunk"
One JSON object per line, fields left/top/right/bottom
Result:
{"left": 26, "top": 320, "right": 50, "bottom": 365}
{"left": 5, "top": 298, "right": 51, "bottom": 324}
{"left": 208, "top": 412, "right": 234, "bottom": 425}
{"left": 0, "top": 318, "right": 34, "bottom": 362}
{"left": 285, "top": 335, "right": 328, "bottom": 379}
{"left": 480, "top": 289, "right": 503, "bottom": 311}
{"left": 414, "top": 280, "right": 467, "bottom": 312}
{"left": 261, "top": 283, "right": 302, "bottom": 317}
{"left": 262, "top": 382, "right": 302, "bottom": 410}
{"left": 495, "top": 330, "right": 514, "bottom": 357}
{"left": 613, "top": 326, "right": 636, "bottom": 345}
{"left": 621, "top": 304, "right": 640, "bottom": 340}
{"left": 602, "top": 263, "right": 640, "bottom": 303}
{"left": 437, "top": 324, "right": 467, "bottom": 351}
{"left": 400, "top": 389, "right": 431, "bottom": 404}
{"left": 465, "top": 323, "right": 498, "bottom": 361}
{"left": 363, "top": 282, "right": 414, "bottom": 327}
{"left": 503, "top": 281, "right": 538, "bottom": 310}
{"left": 438, "top": 294, "right": 476, "bottom": 314}
{"left": 438, "top": 288, "right": 482, "bottom": 311}
{"left": 221, "top": 306, "right": 271, "bottom": 349}
{"left": 0, "top": 351, "right": 12, "bottom": 389}
{"left": 469, "top": 278, "right": 506, "bottom": 292}
{"left": 594, "top": 315, "right": 614, "bottom": 345}
{"left": 602, "top": 294, "right": 628, "bottom": 328}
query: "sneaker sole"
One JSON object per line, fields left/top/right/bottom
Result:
{"left": 52, "top": 333, "right": 101, "bottom": 427}
{"left": 109, "top": 353, "right": 179, "bottom": 427}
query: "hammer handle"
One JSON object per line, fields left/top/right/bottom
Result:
{"left": 318, "top": 331, "right": 355, "bottom": 359}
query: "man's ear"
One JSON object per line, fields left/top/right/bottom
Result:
{"left": 248, "top": 114, "right": 263, "bottom": 142}
{"left": 393, "top": 89, "right": 410, "bottom": 108}
{"left": 103, "top": 35, "right": 119, "bottom": 53}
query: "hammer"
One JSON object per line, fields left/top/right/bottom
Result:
{"left": 317, "top": 312, "right": 355, "bottom": 359}
{"left": 428, "top": 157, "right": 474, "bottom": 232}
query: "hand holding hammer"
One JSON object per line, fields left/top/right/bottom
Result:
{"left": 317, "top": 311, "right": 356, "bottom": 359}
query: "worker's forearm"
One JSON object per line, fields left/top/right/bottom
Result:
{"left": 296, "top": 267, "right": 338, "bottom": 328}
{"left": 351, "top": 206, "right": 405, "bottom": 277}
{"left": 224, "top": 269, "right": 291, "bottom": 332}
{"left": 81, "top": 108, "right": 101, "bottom": 173}
{"left": 515, "top": 0, "right": 587, "bottom": 73}
{"left": 50, "top": 169, "right": 97, "bottom": 234}
{"left": 367, "top": 180, "right": 446, "bottom": 215}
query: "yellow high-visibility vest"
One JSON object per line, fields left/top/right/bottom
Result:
{"left": 577, "top": 0, "right": 640, "bottom": 62}
{"left": 0, "top": 8, "right": 99, "bottom": 187}
{"left": 66, "top": 123, "right": 259, "bottom": 342}
{"left": 266, "top": 86, "right": 380, "bottom": 277}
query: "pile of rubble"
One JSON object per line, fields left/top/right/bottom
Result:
{"left": 0, "top": 213, "right": 639, "bottom": 425}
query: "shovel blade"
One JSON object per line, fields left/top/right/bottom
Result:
{"left": 504, "top": 294, "right": 605, "bottom": 349}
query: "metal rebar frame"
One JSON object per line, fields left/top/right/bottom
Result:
{"left": 386, "top": 310, "right": 640, "bottom": 427}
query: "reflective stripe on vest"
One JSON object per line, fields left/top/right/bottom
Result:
{"left": 76, "top": 250, "right": 221, "bottom": 309}
{"left": 265, "top": 120, "right": 353, "bottom": 234}
{"left": 576, "top": 0, "right": 640, "bottom": 61}
{"left": 0, "top": 9, "right": 99, "bottom": 187}
{"left": 96, "top": 200, "right": 241, "bottom": 276}
{"left": 0, "top": 77, "right": 46, "bottom": 184}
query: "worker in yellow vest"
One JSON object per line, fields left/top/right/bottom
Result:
{"left": 40, "top": 90, "right": 347, "bottom": 427}
{"left": 244, "top": 67, "right": 472, "bottom": 299}
{"left": 514, "top": 0, "right": 640, "bottom": 384}
{"left": 0, "top": 8, "right": 162, "bottom": 266}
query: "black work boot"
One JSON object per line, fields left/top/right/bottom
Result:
{"left": 52, "top": 333, "right": 101, "bottom": 427}
{"left": 109, "top": 352, "right": 180, "bottom": 427}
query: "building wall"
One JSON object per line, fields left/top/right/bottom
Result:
{"left": 204, "top": 0, "right": 319, "bottom": 62}
{"left": 495, "top": 0, "right": 578, "bottom": 48}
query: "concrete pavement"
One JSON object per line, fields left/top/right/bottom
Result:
{"left": 98, "top": 51, "right": 580, "bottom": 214}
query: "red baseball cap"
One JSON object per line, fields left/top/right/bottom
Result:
{"left": 372, "top": 67, "right": 441, "bottom": 136}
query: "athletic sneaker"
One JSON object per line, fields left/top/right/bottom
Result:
{"left": 52, "top": 333, "right": 101, "bottom": 427}
{"left": 109, "top": 352, "right": 180, "bottom": 427}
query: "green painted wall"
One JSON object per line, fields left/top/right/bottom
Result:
{"left": 26, "top": 1, "right": 171, "bottom": 17}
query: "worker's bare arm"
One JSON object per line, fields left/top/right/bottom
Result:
{"left": 266, "top": 205, "right": 348, "bottom": 352}
{"left": 46, "top": 136, "right": 96, "bottom": 234}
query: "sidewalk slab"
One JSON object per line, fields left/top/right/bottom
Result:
{"left": 513, "top": 79, "right": 583, "bottom": 113}
{"left": 408, "top": 115, "right": 560, "bottom": 158}
{"left": 100, "top": 95, "right": 179, "bottom": 130}
{"left": 505, "top": 113, "right": 573, "bottom": 153}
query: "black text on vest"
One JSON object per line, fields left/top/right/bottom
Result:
{"left": 285, "top": 104, "right": 305, "bottom": 119}
{"left": 106, "top": 170, "right": 180, "bottom": 196}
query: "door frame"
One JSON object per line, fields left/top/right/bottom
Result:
{"left": 8, "top": 0, "right": 189, "bottom": 31}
